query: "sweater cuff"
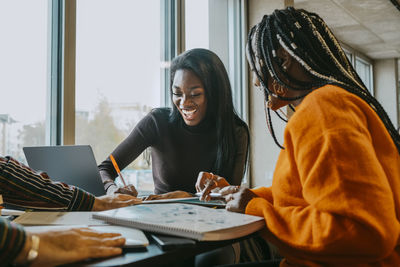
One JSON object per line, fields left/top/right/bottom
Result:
{"left": 68, "top": 187, "right": 96, "bottom": 211}
{"left": 250, "top": 187, "right": 273, "bottom": 203}
{"left": 0, "top": 220, "right": 26, "bottom": 265}
{"left": 245, "top": 197, "right": 272, "bottom": 217}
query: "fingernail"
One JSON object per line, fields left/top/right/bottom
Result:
{"left": 113, "top": 248, "right": 122, "bottom": 253}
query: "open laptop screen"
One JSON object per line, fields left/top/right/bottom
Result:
{"left": 23, "top": 145, "right": 106, "bottom": 196}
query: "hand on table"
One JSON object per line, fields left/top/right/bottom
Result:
{"left": 195, "top": 171, "right": 230, "bottom": 201}
{"left": 220, "top": 186, "right": 257, "bottom": 213}
{"left": 92, "top": 193, "right": 142, "bottom": 211}
{"left": 107, "top": 184, "right": 138, "bottom": 197}
{"left": 142, "top": 190, "right": 193, "bottom": 201}
{"left": 14, "top": 228, "right": 125, "bottom": 267}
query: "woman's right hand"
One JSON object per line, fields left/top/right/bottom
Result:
{"left": 195, "top": 171, "right": 230, "bottom": 201}
{"left": 15, "top": 228, "right": 126, "bottom": 267}
{"left": 107, "top": 184, "right": 138, "bottom": 197}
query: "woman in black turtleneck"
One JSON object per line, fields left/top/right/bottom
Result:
{"left": 98, "top": 48, "right": 249, "bottom": 197}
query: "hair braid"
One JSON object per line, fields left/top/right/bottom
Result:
{"left": 247, "top": 7, "right": 400, "bottom": 153}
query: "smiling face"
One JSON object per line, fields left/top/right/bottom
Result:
{"left": 172, "top": 69, "right": 207, "bottom": 126}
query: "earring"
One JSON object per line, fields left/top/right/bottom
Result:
{"left": 272, "top": 80, "right": 286, "bottom": 95}
{"left": 266, "top": 94, "right": 272, "bottom": 108}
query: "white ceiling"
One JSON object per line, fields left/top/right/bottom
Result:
{"left": 294, "top": 0, "right": 400, "bottom": 59}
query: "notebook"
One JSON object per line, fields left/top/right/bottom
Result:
{"left": 93, "top": 203, "right": 265, "bottom": 241}
{"left": 23, "top": 145, "right": 106, "bottom": 196}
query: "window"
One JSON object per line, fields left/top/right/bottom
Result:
{"left": 184, "top": 0, "right": 247, "bottom": 120}
{"left": 185, "top": 0, "right": 209, "bottom": 50}
{"left": 342, "top": 46, "right": 373, "bottom": 95}
{"left": 355, "top": 56, "right": 373, "bottom": 94}
{"left": 0, "top": 0, "right": 245, "bottom": 192}
{"left": 75, "top": 0, "right": 162, "bottom": 194}
{"left": 344, "top": 49, "right": 353, "bottom": 65}
{"left": 0, "top": 0, "right": 49, "bottom": 162}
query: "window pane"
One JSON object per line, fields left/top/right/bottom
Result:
{"left": 355, "top": 57, "right": 372, "bottom": 93}
{"left": 0, "top": 0, "right": 48, "bottom": 162}
{"left": 185, "top": 0, "right": 209, "bottom": 50}
{"left": 75, "top": 0, "right": 161, "bottom": 194}
{"left": 344, "top": 50, "right": 352, "bottom": 65}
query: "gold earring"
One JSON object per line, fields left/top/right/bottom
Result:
{"left": 266, "top": 95, "right": 272, "bottom": 108}
{"left": 272, "top": 80, "right": 286, "bottom": 95}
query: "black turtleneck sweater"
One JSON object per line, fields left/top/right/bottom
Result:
{"left": 98, "top": 108, "right": 248, "bottom": 194}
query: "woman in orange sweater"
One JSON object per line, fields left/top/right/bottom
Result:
{"left": 198, "top": 7, "right": 400, "bottom": 267}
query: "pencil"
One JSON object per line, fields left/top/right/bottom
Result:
{"left": 109, "top": 154, "right": 127, "bottom": 187}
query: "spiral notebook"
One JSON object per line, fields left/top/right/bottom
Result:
{"left": 93, "top": 203, "right": 265, "bottom": 241}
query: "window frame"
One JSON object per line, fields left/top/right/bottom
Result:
{"left": 342, "top": 43, "right": 374, "bottom": 95}
{"left": 56, "top": 0, "right": 179, "bottom": 144}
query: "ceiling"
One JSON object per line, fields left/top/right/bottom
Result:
{"left": 294, "top": 0, "right": 400, "bottom": 59}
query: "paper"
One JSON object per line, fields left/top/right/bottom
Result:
{"left": 0, "top": 208, "right": 25, "bottom": 216}
{"left": 13, "top": 211, "right": 107, "bottom": 226}
{"left": 24, "top": 225, "right": 149, "bottom": 248}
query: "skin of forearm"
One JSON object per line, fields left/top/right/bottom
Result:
{"left": 13, "top": 233, "right": 32, "bottom": 265}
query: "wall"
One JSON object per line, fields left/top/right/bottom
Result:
{"left": 248, "top": 0, "right": 289, "bottom": 187}
{"left": 374, "top": 59, "right": 399, "bottom": 129}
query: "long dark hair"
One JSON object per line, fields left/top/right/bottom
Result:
{"left": 169, "top": 48, "right": 249, "bottom": 180}
{"left": 247, "top": 7, "right": 400, "bottom": 153}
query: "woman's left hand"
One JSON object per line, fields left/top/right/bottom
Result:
{"left": 220, "top": 186, "right": 257, "bottom": 213}
{"left": 142, "top": 190, "right": 194, "bottom": 201}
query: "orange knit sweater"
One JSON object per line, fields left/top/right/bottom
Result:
{"left": 246, "top": 85, "right": 400, "bottom": 266}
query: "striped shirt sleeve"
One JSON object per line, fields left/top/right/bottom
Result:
{"left": 0, "top": 218, "right": 26, "bottom": 265}
{"left": 0, "top": 156, "right": 95, "bottom": 211}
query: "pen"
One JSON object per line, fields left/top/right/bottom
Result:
{"left": 195, "top": 192, "right": 222, "bottom": 198}
{"left": 109, "top": 154, "right": 127, "bottom": 187}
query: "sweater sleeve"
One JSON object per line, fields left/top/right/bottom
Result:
{"left": 0, "top": 218, "right": 26, "bottom": 265}
{"left": 250, "top": 187, "right": 273, "bottom": 204}
{"left": 98, "top": 109, "right": 160, "bottom": 189}
{"left": 246, "top": 87, "right": 400, "bottom": 263}
{"left": 0, "top": 156, "right": 95, "bottom": 211}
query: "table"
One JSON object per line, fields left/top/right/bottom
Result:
{"left": 71, "top": 232, "right": 257, "bottom": 267}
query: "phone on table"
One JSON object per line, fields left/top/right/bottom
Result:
{"left": 151, "top": 234, "right": 196, "bottom": 250}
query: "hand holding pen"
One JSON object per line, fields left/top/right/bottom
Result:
{"left": 108, "top": 154, "right": 138, "bottom": 197}
{"left": 195, "top": 171, "right": 230, "bottom": 201}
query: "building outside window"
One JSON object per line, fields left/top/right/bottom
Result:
{"left": 0, "top": 0, "right": 48, "bottom": 162}
{"left": 75, "top": 0, "right": 162, "bottom": 194}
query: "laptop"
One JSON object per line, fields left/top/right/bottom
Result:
{"left": 23, "top": 145, "right": 106, "bottom": 196}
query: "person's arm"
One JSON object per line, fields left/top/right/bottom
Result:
{"left": 0, "top": 218, "right": 26, "bottom": 266}
{"left": 0, "top": 156, "right": 141, "bottom": 211}
{"left": 194, "top": 124, "right": 249, "bottom": 200}
{"left": 229, "top": 124, "right": 249, "bottom": 185}
{"left": 245, "top": 101, "right": 400, "bottom": 262}
{"left": 98, "top": 111, "right": 160, "bottom": 194}
{"left": 0, "top": 156, "right": 95, "bottom": 211}
{"left": 9, "top": 225, "right": 126, "bottom": 266}
{"left": 250, "top": 187, "right": 273, "bottom": 203}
